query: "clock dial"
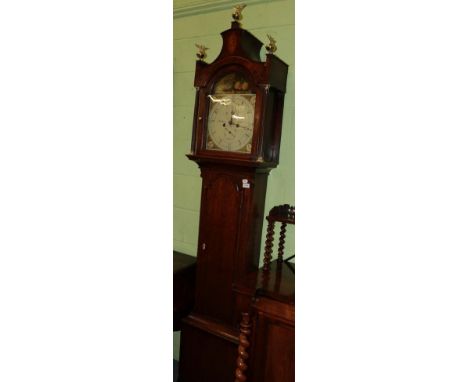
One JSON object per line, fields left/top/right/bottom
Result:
{"left": 206, "top": 93, "right": 255, "bottom": 153}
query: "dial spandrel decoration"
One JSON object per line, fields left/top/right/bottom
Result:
{"left": 206, "top": 73, "right": 256, "bottom": 153}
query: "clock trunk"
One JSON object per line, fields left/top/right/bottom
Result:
{"left": 193, "top": 164, "right": 268, "bottom": 325}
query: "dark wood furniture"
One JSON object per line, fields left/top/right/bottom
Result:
{"left": 233, "top": 260, "right": 295, "bottom": 382}
{"left": 173, "top": 251, "right": 196, "bottom": 331}
{"left": 178, "top": 7, "right": 289, "bottom": 382}
{"left": 233, "top": 205, "right": 295, "bottom": 382}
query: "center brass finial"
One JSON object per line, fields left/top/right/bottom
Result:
{"left": 232, "top": 4, "right": 247, "bottom": 22}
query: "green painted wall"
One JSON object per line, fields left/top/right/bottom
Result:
{"left": 173, "top": 0, "right": 294, "bottom": 360}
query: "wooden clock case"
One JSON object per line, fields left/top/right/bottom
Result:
{"left": 178, "top": 19, "right": 288, "bottom": 382}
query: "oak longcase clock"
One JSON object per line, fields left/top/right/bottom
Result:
{"left": 179, "top": 6, "right": 288, "bottom": 382}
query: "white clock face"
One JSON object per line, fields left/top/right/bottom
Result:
{"left": 206, "top": 93, "right": 256, "bottom": 153}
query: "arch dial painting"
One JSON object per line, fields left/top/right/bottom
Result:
{"left": 205, "top": 73, "right": 256, "bottom": 153}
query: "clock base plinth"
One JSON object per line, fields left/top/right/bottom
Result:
{"left": 178, "top": 314, "right": 239, "bottom": 382}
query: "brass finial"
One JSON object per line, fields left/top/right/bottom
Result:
{"left": 266, "top": 34, "right": 277, "bottom": 54}
{"left": 232, "top": 4, "right": 247, "bottom": 22}
{"left": 195, "top": 44, "right": 208, "bottom": 61}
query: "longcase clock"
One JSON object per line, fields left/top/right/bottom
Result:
{"left": 179, "top": 6, "right": 288, "bottom": 382}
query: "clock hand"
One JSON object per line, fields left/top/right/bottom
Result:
{"left": 231, "top": 113, "right": 245, "bottom": 128}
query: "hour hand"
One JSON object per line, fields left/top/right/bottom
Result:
{"left": 231, "top": 113, "right": 245, "bottom": 127}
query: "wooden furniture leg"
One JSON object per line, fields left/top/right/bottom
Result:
{"left": 234, "top": 312, "right": 252, "bottom": 382}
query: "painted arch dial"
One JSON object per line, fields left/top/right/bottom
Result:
{"left": 206, "top": 93, "right": 256, "bottom": 153}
